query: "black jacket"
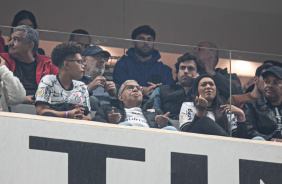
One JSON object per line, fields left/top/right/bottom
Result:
{"left": 244, "top": 95, "right": 282, "bottom": 140}
{"left": 159, "top": 83, "right": 193, "bottom": 120}
{"left": 92, "top": 99, "right": 173, "bottom": 128}
{"left": 215, "top": 68, "right": 243, "bottom": 104}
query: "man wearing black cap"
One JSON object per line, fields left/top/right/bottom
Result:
{"left": 244, "top": 66, "right": 282, "bottom": 141}
{"left": 80, "top": 46, "right": 117, "bottom": 110}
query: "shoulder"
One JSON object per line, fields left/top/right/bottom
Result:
{"left": 39, "top": 75, "right": 57, "bottom": 85}
{"left": 41, "top": 74, "right": 56, "bottom": 81}
{"left": 181, "top": 102, "right": 195, "bottom": 108}
{"left": 35, "top": 53, "right": 51, "bottom": 62}
{"left": 0, "top": 53, "right": 12, "bottom": 63}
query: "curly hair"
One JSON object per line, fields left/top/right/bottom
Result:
{"left": 51, "top": 42, "right": 82, "bottom": 69}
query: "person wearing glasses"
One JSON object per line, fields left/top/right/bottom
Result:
{"left": 35, "top": 42, "right": 91, "bottom": 120}
{"left": 80, "top": 46, "right": 117, "bottom": 110}
{"left": 0, "top": 25, "right": 58, "bottom": 105}
{"left": 93, "top": 79, "right": 177, "bottom": 130}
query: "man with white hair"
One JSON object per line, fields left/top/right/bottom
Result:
{"left": 93, "top": 80, "right": 177, "bottom": 130}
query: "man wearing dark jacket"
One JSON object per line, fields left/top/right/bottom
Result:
{"left": 244, "top": 66, "right": 282, "bottom": 141}
{"left": 149, "top": 53, "right": 206, "bottom": 119}
{"left": 93, "top": 80, "right": 177, "bottom": 130}
{"left": 193, "top": 41, "right": 243, "bottom": 103}
{"left": 113, "top": 25, "right": 174, "bottom": 98}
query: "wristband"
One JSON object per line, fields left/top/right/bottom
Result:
{"left": 237, "top": 116, "right": 245, "bottom": 120}
{"left": 66, "top": 110, "right": 70, "bottom": 118}
{"left": 274, "top": 138, "right": 278, "bottom": 142}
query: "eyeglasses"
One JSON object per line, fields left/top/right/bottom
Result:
{"left": 121, "top": 85, "right": 142, "bottom": 93}
{"left": 67, "top": 59, "right": 84, "bottom": 66}
{"left": 93, "top": 54, "right": 109, "bottom": 62}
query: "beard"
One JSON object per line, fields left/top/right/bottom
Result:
{"left": 89, "top": 67, "right": 105, "bottom": 77}
{"left": 135, "top": 45, "right": 154, "bottom": 57}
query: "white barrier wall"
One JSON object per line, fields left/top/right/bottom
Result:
{"left": 1, "top": 112, "right": 282, "bottom": 184}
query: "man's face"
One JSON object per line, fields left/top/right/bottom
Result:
{"left": 177, "top": 60, "right": 197, "bottom": 87}
{"left": 8, "top": 31, "right": 31, "bottom": 59}
{"left": 193, "top": 43, "right": 216, "bottom": 69}
{"left": 118, "top": 81, "right": 142, "bottom": 107}
{"left": 84, "top": 52, "right": 108, "bottom": 77}
{"left": 133, "top": 33, "right": 154, "bottom": 58}
{"left": 263, "top": 73, "right": 282, "bottom": 103}
{"left": 73, "top": 35, "right": 91, "bottom": 50}
{"left": 67, "top": 53, "right": 85, "bottom": 80}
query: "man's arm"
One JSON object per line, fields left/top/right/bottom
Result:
{"left": 112, "top": 57, "right": 128, "bottom": 86}
{"left": 36, "top": 103, "right": 86, "bottom": 119}
{"left": 243, "top": 102, "right": 271, "bottom": 140}
{"left": 92, "top": 105, "right": 111, "bottom": 123}
{"left": 149, "top": 87, "right": 161, "bottom": 109}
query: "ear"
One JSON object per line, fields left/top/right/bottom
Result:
{"left": 118, "top": 94, "right": 123, "bottom": 101}
{"left": 62, "top": 60, "right": 69, "bottom": 69}
{"left": 131, "top": 41, "right": 136, "bottom": 47}
{"left": 253, "top": 76, "right": 258, "bottom": 84}
{"left": 28, "top": 42, "right": 34, "bottom": 51}
{"left": 210, "top": 50, "right": 216, "bottom": 58}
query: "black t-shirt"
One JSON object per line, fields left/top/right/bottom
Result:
{"left": 14, "top": 60, "right": 37, "bottom": 96}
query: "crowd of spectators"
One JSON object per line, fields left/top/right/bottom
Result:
{"left": 0, "top": 10, "right": 282, "bottom": 143}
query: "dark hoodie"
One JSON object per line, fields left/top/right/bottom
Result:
{"left": 113, "top": 48, "right": 174, "bottom": 87}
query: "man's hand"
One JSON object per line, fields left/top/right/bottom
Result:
{"left": 142, "top": 82, "right": 162, "bottom": 97}
{"left": 88, "top": 76, "right": 107, "bottom": 91}
{"left": 108, "top": 110, "right": 121, "bottom": 124}
{"left": 155, "top": 112, "right": 170, "bottom": 128}
{"left": 23, "top": 95, "right": 35, "bottom": 105}
{"left": 104, "top": 81, "right": 117, "bottom": 96}
{"left": 68, "top": 105, "right": 85, "bottom": 119}
{"left": 195, "top": 95, "right": 208, "bottom": 117}
{"left": 0, "top": 56, "right": 5, "bottom": 67}
{"left": 220, "top": 104, "right": 246, "bottom": 122}
{"left": 192, "top": 72, "right": 199, "bottom": 79}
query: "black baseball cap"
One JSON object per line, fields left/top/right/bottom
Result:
{"left": 81, "top": 46, "right": 111, "bottom": 58}
{"left": 261, "top": 66, "right": 282, "bottom": 79}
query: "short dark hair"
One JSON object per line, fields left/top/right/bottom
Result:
{"left": 69, "top": 29, "right": 90, "bottom": 41}
{"left": 255, "top": 64, "right": 272, "bottom": 77}
{"left": 51, "top": 42, "right": 82, "bottom": 69}
{"left": 131, "top": 25, "right": 156, "bottom": 40}
{"left": 175, "top": 53, "right": 206, "bottom": 74}
{"left": 263, "top": 60, "right": 282, "bottom": 68}
{"left": 12, "top": 10, "right": 38, "bottom": 29}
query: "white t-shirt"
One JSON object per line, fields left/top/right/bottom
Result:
{"left": 35, "top": 75, "right": 91, "bottom": 111}
{"left": 124, "top": 107, "right": 149, "bottom": 128}
{"left": 179, "top": 102, "right": 236, "bottom": 131}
